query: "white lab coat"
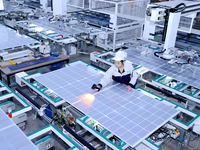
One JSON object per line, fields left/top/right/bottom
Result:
{"left": 99, "top": 61, "right": 138, "bottom": 88}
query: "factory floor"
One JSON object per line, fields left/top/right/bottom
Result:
{"left": 64, "top": 47, "right": 200, "bottom": 150}
{"left": 9, "top": 46, "right": 105, "bottom": 150}
{"left": 9, "top": 46, "right": 200, "bottom": 150}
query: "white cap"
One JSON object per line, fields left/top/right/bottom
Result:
{"left": 112, "top": 51, "right": 127, "bottom": 61}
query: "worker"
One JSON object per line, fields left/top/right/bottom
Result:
{"left": 92, "top": 51, "right": 138, "bottom": 92}
{"left": 39, "top": 40, "right": 50, "bottom": 54}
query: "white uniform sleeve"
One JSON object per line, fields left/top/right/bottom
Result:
{"left": 99, "top": 66, "right": 114, "bottom": 88}
{"left": 129, "top": 66, "right": 138, "bottom": 86}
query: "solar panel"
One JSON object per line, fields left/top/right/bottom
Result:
{"left": 152, "top": 63, "right": 200, "bottom": 88}
{"left": 0, "top": 24, "right": 38, "bottom": 50}
{"left": 29, "top": 19, "right": 91, "bottom": 37}
{"left": 0, "top": 108, "right": 38, "bottom": 150}
{"left": 34, "top": 61, "right": 179, "bottom": 148}
{"left": 124, "top": 49, "right": 200, "bottom": 89}
{"left": 34, "top": 62, "right": 105, "bottom": 104}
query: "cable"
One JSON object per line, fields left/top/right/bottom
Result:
{"left": 175, "top": 61, "right": 189, "bottom": 65}
{"left": 154, "top": 49, "right": 166, "bottom": 57}
{"left": 48, "top": 16, "right": 54, "bottom": 21}
{"left": 158, "top": 47, "right": 193, "bottom": 65}
{"left": 50, "top": 114, "right": 58, "bottom": 124}
{"left": 170, "top": 3, "right": 186, "bottom": 13}
{"left": 174, "top": 55, "right": 190, "bottom": 65}
{"left": 183, "top": 135, "right": 200, "bottom": 150}
{"left": 146, "top": 3, "right": 186, "bottom": 17}
{"left": 177, "top": 137, "right": 186, "bottom": 141}
{"left": 154, "top": 49, "right": 171, "bottom": 60}
{"left": 28, "top": 87, "right": 38, "bottom": 96}
{"left": 149, "top": 125, "right": 172, "bottom": 143}
{"left": 189, "top": 133, "right": 198, "bottom": 141}
{"left": 154, "top": 44, "right": 192, "bottom": 64}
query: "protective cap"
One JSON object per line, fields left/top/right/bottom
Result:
{"left": 112, "top": 51, "right": 127, "bottom": 61}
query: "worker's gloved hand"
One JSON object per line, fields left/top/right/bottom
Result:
{"left": 125, "top": 85, "right": 132, "bottom": 92}
{"left": 91, "top": 84, "right": 101, "bottom": 92}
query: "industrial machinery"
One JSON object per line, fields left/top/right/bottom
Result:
{"left": 71, "top": 0, "right": 147, "bottom": 51}
{"left": 11, "top": 0, "right": 148, "bottom": 53}
{"left": 0, "top": 48, "right": 34, "bottom": 62}
{"left": 0, "top": 101, "right": 15, "bottom": 113}
{"left": 27, "top": 124, "right": 86, "bottom": 149}
{"left": 39, "top": 41, "right": 50, "bottom": 54}
{"left": 12, "top": 113, "right": 27, "bottom": 130}
{"left": 89, "top": 46, "right": 200, "bottom": 150}
{"left": 23, "top": 0, "right": 42, "bottom": 9}
{"left": 57, "top": 106, "right": 75, "bottom": 127}
{"left": 143, "top": 1, "right": 200, "bottom": 60}
{"left": 0, "top": 24, "right": 40, "bottom": 62}
{"left": 15, "top": 19, "right": 80, "bottom": 55}
{"left": 3, "top": 10, "right": 35, "bottom": 27}
{"left": 35, "top": 136, "right": 54, "bottom": 150}
{"left": 12, "top": 0, "right": 51, "bottom": 12}
{"left": 1, "top": 0, "right": 38, "bottom": 26}
{"left": 17, "top": 60, "right": 200, "bottom": 150}
{"left": 0, "top": 80, "right": 31, "bottom": 131}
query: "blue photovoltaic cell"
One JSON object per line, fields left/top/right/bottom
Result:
{"left": 34, "top": 61, "right": 179, "bottom": 148}
{"left": 8, "top": 56, "right": 58, "bottom": 70}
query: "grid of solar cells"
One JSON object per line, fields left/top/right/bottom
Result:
{"left": 0, "top": 24, "right": 38, "bottom": 50}
{"left": 34, "top": 62, "right": 105, "bottom": 104}
{"left": 124, "top": 49, "right": 200, "bottom": 89}
{"left": 0, "top": 108, "right": 38, "bottom": 150}
{"left": 74, "top": 84, "right": 178, "bottom": 147}
{"left": 30, "top": 19, "right": 91, "bottom": 37}
{"left": 34, "top": 61, "right": 179, "bottom": 148}
{"left": 153, "top": 63, "right": 200, "bottom": 88}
